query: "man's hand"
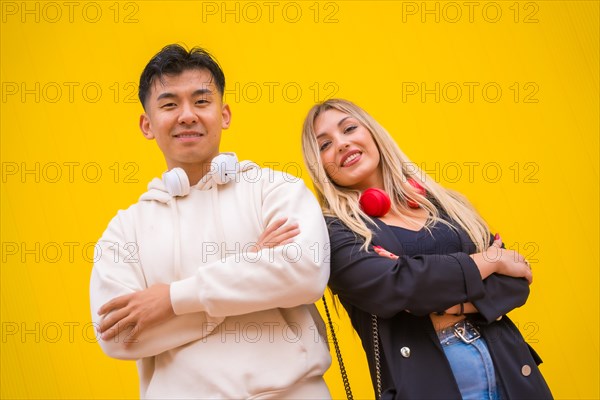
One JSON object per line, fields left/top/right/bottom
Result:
{"left": 97, "top": 283, "right": 174, "bottom": 345}
{"left": 250, "top": 217, "right": 300, "bottom": 252}
{"left": 97, "top": 219, "right": 299, "bottom": 344}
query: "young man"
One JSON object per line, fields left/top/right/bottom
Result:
{"left": 89, "top": 44, "right": 332, "bottom": 399}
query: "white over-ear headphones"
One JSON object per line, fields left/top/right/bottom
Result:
{"left": 162, "top": 167, "right": 189, "bottom": 197}
{"left": 162, "top": 153, "right": 238, "bottom": 197}
{"left": 211, "top": 152, "right": 238, "bottom": 185}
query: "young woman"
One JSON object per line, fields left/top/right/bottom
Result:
{"left": 301, "top": 99, "right": 552, "bottom": 399}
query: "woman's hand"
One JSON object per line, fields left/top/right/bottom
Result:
{"left": 373, "top": 245, "right": 399, "bottom": 260}
{"left": 471, "top": 235, "right": 533, "bottom": 284}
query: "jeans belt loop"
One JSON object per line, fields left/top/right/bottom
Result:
{"left": 453, "top": 320, "right": 481, "bottom": 344}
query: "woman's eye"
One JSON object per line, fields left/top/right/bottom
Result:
{"left": 319, "top": 141, "right": 331, "bottom": 151}
{"left": 344, "top": 125, "right": 357, "bottom": 133}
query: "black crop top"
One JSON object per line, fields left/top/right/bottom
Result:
{"left": 389, "top": 220, "right": 463, "bottom": 257}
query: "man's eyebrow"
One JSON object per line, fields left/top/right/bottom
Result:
{"left": 192, "top": 88, "right": 213, "bottom": 96}
{"left": 156, "top": 88, "right": 213, "bottom": 101}
{"left": 156, "top": 92, "right": 177, "bottom": 101}
{"left": 316, "top": 116, "right": 351, "bottom": 139}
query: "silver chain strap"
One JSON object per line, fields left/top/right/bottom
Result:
{"left": 322, "top": 296, "right": 354, "bottom": 400}
{"left": 371, "top": 314, "right": 382, "bottom": 399}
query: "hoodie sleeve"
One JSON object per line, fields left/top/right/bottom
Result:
{"left": 90, "top": 211, "right": 223, "bottom": 360}
{"left": 169, "top": 171, "right": 330, "bottom": 317}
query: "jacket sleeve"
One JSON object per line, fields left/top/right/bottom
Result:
{"left": 327, "top": 218, "right": 485, "bottom": 318}
{"left": 169, "top": 172, "right": 330, "bottom": 317}
{"left": 90, "top": 212, "right": 222, "bottom": 360}
{"left": 471, "top": 234, "right": 530, "bottom": 323}
{"left": 472, "top": 275, "right": 530, "bottom": 323}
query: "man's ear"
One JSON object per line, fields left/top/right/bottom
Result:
{"left": 221, "top": 104, "right": 232, "bottom": 130}
{"left": 139, "top": 113, "right": 155, "bottom": 139}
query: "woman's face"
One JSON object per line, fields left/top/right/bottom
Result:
{"left": 314, "top": 108, "right": 382, "bottom": 190}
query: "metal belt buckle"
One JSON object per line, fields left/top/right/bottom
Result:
{"left": 453, "top": 321, "right": 480, "bottom": 344}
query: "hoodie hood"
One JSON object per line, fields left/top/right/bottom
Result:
{"left": 139, "top": 153, "right": 259, "bottom": 203}
{"left": 136, "top": 153, "right": 260, "bottom": 282}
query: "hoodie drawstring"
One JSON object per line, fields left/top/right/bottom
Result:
{"left": 168, "top": 198, "right": 183, "bottom": 280}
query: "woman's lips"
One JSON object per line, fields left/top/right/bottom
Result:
{"left": 341, "top": 151, "right": 362, "bottom": 167}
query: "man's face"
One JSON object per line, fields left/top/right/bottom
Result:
{"left": 139, "top": 68, "right": 231, "bottom": 170}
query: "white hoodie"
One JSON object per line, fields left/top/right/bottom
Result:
{"left": 89, "top": 156, "right": 332, "bottom": 399}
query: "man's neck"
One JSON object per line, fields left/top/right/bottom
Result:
{"left": 169, "top": 162, "right": 214, "bottom": 186}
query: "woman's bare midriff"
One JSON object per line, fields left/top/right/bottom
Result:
{"left": 430, "top": 312, "right": 466, "bottom": 332}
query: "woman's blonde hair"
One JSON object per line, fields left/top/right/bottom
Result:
{"left": 301, "top": 98, "right": 491, "bottom": 252}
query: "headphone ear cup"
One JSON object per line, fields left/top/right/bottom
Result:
{"left": 407, "top": 178, "right": 426, "bottom": 208}
{"left": 212, "top": 153, "right": 238, "bottom": 184}
{"left": 359, "top": 188, "right": 391, "bottom": 217}
{"left": 162, "top": 168, "right": 190, "bottom": 197}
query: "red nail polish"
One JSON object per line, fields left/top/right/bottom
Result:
{"left": 494, "top": 233, "right": 500, "bottom": 240}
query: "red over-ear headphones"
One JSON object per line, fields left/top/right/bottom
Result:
{"left": 359, "top": 178, "right": 426, "bottom": 217}
{"left": 359, "top": 188, "right": 391, "bottom": 217}
{"left": 406, "top": 178, "right": 426, "bottom": 209}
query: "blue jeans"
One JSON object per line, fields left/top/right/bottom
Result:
{"left": 438, "top": 321, "right": 502, "bottom": 400}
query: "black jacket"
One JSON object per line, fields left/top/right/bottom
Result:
{"left": 326, "top": 216, "right": 553, "bottom": 399}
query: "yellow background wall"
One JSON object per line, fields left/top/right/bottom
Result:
{"left": 1, "top": 1, "right": 598, "bottom": 398}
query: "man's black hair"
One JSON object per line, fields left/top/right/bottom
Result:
{"left": 138, "top": 44, "right": 225, "bottom": 109}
